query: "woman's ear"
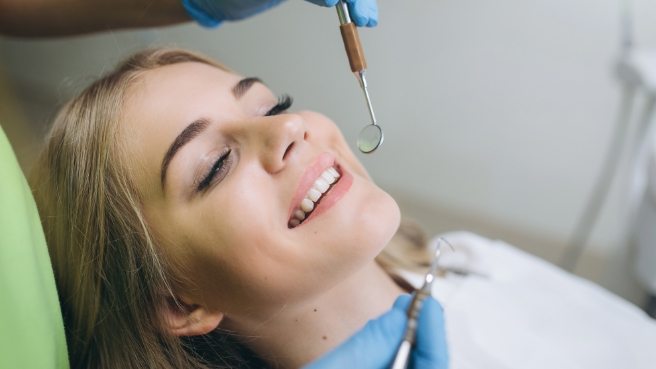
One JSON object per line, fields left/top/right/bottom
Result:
{"left": 162, "top": 296, "right": 224, "bottom": 337}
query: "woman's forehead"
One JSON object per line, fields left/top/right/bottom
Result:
{"left": 136, "top": 62, "right": 242, "bottom": 93}
{"left": 118, "top": 63, "right": 238, "bottom": 194}
{"left": 118, "top": 62, "right": 270, "bottom": 201}
{"left": 123, "top": 62, "right": 244, "bottom": 130}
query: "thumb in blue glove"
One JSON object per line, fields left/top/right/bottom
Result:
{"left": 304, "top": 0, "right": 378, "bottom": 27}
{"left": 181, "top": 0, "right": 286, "bottom": 27}
{"left": 412, "top": 296, "right": 449, "bottom": 369}
{"left": 182, "top": 0, "right": 378, "bottom": 28}
{"left": 302, "top": 294, "right": 449, "bottom": 369}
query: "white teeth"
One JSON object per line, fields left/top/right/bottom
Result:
{"left": 301, "top": 198, "right": 315, "bottom": 213}
{"left": 307, "top": 188, "right": 322, "bottom": 202}
{"left": 289, "top": 166, "right": 342, "bottom": 228}
{"left": 294, "top": 209, "right": 306, "bottom": 221}
{"left": 321, "top": 171, "right": 337, "bottom": 184}
{"left": 314, "top": 178, "right": 330, "bottom": 193}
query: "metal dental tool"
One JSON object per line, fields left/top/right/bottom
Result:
{"left": 390, "top": 237, "right": 454, "bottom": 369}
{"left": 335, "top": 0, "right": 383, "bottom": 154}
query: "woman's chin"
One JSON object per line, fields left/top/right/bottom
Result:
{"left": 377, "top": 195, "right": 402, "bottom": 252}
{"left": 354, "top": 190, "right": 401, "bottom": 258}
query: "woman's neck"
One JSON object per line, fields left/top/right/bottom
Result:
{"left": 225, "top": 262, "right": 404, "bottom": 368}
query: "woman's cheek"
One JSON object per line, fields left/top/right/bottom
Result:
{"left": 301, "top": 111, "right": 370, "bottom": 180}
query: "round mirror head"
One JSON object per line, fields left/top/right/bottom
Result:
{"left": 357, "top": 124, "right": 384, "bottom": 154}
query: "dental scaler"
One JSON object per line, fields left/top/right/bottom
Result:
{"left": 335, "top": 0, "right": 383, "bottom": 153}
{"left": 390, "top": 237, "right": 453, "bottom": 369}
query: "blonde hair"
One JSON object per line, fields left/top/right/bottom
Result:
{"left": 31, "top": 47, "right": 430, "bottom": 369}
{"left": 31, "top": 48, "right": 268, "bottom": 369}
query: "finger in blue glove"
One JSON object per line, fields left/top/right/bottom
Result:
{"left": 302, "top": 294, "right": 412, "bottom": 369}
{"left": 412, "top": 296, "right": 449, "bottom": 369}
{"left": 182, "top": 0, "right": 286, "bottom": 27}
{"left": 305, "top": 0, "right": 378, "bottom": 27}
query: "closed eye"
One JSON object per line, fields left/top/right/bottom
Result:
{"left": 265, "top": 94, "right": 293, "bottom": 116}
{"left": 194, "top": 94, "right": 292, "bottom": 193}
{"left": 197, "top": 148, "right": 232, "bottom": 192}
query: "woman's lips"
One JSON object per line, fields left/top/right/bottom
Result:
{"left": 287, "top": 152, "right": 335, "bottom": 218}
{"left": 287, "top": 152, "right": 353, "bottom": 228}
{"left": 300, "top": 168, "right": 352, "bottom": 226}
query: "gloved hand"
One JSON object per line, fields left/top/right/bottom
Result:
{"left": 181, "top": 0, "right": 378, "bottom": 28}
{"left": 305, "top": 0, "right": 378, "bottom": 27}
{"left": 302, "top": 294, "right": 449, "bottom": 369}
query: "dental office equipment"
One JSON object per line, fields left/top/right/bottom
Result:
{"left": 390, "top": 237, "right": 453, "bottom": 369}
{"left": 334, "top": 0, "right": 383, "bottom": 153}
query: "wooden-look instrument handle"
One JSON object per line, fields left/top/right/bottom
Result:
{"left": 339, "top": 23, "right": 367, "bottom": 72}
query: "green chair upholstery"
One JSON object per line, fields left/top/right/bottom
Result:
{"left": 0, "top": 126, "right": 70, "bottom": 369}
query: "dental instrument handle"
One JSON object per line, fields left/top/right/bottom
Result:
{"left": 390, "top": 340, "right": 412, "bottom": 369}
{"left": 390, "top": 239, "right": 448, "bottom": 368}
{"left": 389, "top": 289, "right": 431, "bottom": 369}
{"left": 405, "top": 286, "right": 432, "bottom": 340}
{"left": 335, "top": 1, "right": 378, "bottom": 126}
{"left": 336, "top": 1, "right": 367, "bottom": 72}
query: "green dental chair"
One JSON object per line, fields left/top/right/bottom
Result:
{"left": 0, "top": 127, "right": 70, "bottom": 369}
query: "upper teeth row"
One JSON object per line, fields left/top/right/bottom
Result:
{"left": 289, "top": 167, "right": 340, "bottom": 227}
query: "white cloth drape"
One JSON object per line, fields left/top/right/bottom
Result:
{"left": 395, "top": 232, "right": 656, "bottom": 369}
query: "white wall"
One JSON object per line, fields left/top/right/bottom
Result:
{"left": 2, "top": 0, "right": 656, "bottom": 303}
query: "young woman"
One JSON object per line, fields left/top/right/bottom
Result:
{"left": 31, "top": 47, "right": 440, "bottom": 369}
{"left": 29, "top": 46, "right": 656, "bottom": 369}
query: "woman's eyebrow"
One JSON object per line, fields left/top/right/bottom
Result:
{"left": 232, "top": 76, "right": 263, "bottom": 98}
{"left": 160, "top": 118, "right": 209, "bottom": 190}
{"left": 160, "top": 77, "right": 264, "bottom": 191}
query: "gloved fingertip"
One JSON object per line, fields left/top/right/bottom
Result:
{"left": 423, "top": 296, "right": 445, "bottom": 317}
{"left": 367, "top": 18, "right": 378, "bottom": 27}
{"left": 413, "top": 296, "right": 448, "bottom": 367}
{"left": 181, "top": 0, "right": 223, "bottom": 27}
{"left": 323, "top": 0, "right": 339, "bottom": 6}
{"left": 354, "top": 16, "right": 368, "bottom": 27}
{"left": 392, "top": 294, "right": 412, "bottom": 310}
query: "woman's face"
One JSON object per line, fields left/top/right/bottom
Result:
{"left": 121, "top": 62, "right": 400, "bottom": 318}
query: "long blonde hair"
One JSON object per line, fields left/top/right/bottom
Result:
{"left": 31, "top": 48, "right": 270, "bottom": 369}
{"left": 31, "top": 48, "right": 430, "bottom": 369}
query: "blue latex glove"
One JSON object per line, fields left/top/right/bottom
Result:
{"left": 305, "top": 0, "right": 378, "bottom": 27}
{"left": 181, "top": 0, "right": 378, "bottom": 28}
{"left": 302, "top": 294, "right": 449, "bottom": 369}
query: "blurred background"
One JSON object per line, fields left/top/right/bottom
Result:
{"left": 2, "top": 0, "right": 656, "bottom": 311}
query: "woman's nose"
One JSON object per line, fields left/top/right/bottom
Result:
{"left": 253, "top": 113, "right": 308, "bottom": 174}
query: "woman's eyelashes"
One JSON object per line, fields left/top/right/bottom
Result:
{"left": 197, "top": 148, "right": 232, "bottom": 192}
{"left": 195, "top": 94, "right": 292, "bottom": 192}
{"left": 265, "top": 94, "right": 293, "bottom": 116}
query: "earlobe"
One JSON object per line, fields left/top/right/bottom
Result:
{"left": 162, "top": 297, "right": 224, "bottom": 337}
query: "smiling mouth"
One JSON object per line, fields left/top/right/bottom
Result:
{"left": 288, "top": 165, "right": 342, "bottom": 229}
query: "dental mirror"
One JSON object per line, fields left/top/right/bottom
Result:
{"left": 357, "top": 124, "right": 384, "bottom": 154}
{"left": 356, "top": 78, "right": 383, "bottom": 154}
